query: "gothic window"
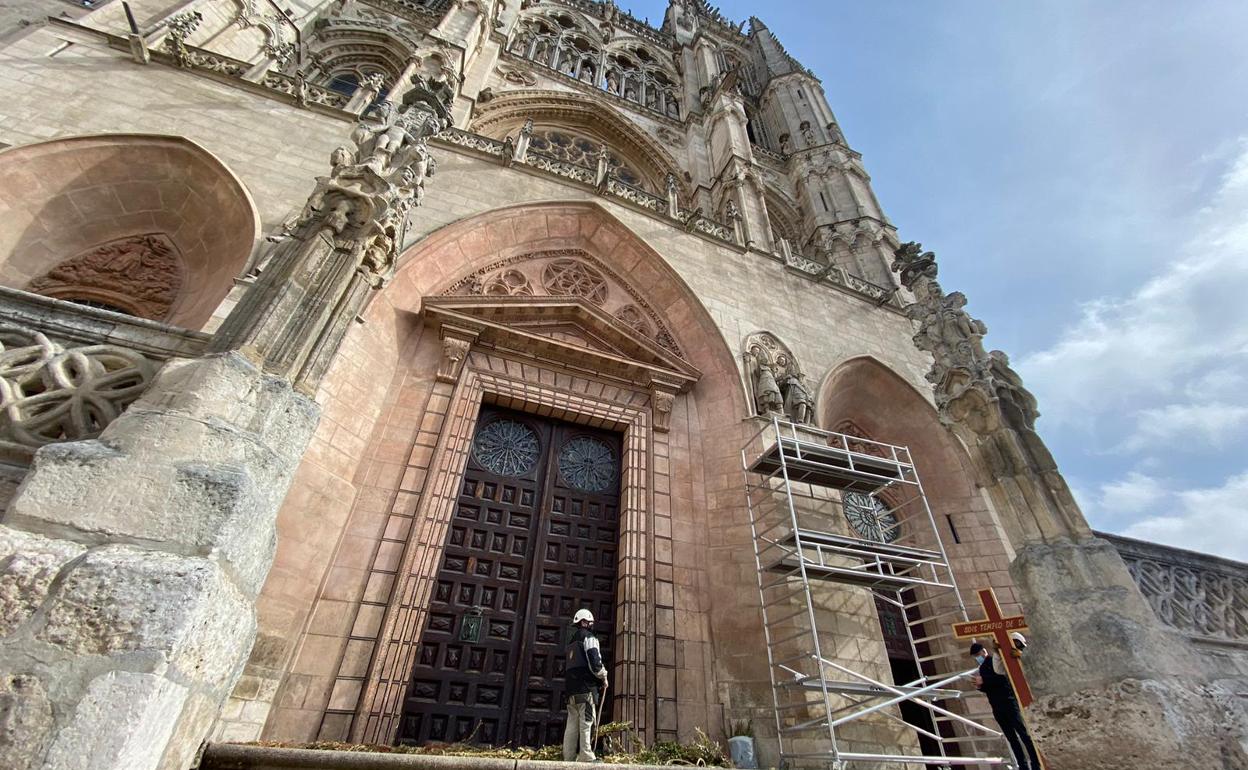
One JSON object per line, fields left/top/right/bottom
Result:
{"left": 541, "top": 259, "right": 609, "bottom": 305}
{"left": 843, "top": 491, "right": 901, "bottom": 544}
{"left": 526, "top": 130, "right": 643, "bottom": 189}
{"left": 558, "top": 436, "right": 617, "bottom": 492}
{"left": 326, "top": 72, "right": 359, "bottom": 96}
{"left": 473, "top": 419, "right": 541, "bottom": 477}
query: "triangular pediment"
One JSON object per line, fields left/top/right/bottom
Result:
{"left": 423, "top": 295, "right": 700, "bottom": 391}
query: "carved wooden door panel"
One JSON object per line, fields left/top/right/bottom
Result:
{"left": 397, "top": 407, "right": 551, "bottom": 746}
{"left": 397, "top": 408, "right": 622, "bottom": 748}
{"left": 509, "top": 422, "right": 621, "bottom": 746}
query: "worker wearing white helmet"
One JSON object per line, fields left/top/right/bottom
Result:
{"left": 563, "top": 608, "right": 608, "bottom": 762}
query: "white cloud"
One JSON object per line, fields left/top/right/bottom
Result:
{"left": 1096, "top": 471, "right": 1166, "bottom": 516}
{"left": 1116, "top": 402, "right": 1248, "bottom": 452}
{"left": 1017, "top": 138, "right": 1248, "bottom": 435}
{"left": 1116, "top": 472, "right": 1248, "bottom": 562}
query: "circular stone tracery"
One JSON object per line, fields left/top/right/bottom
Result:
{"left": 541, "top": 259, "right": 609, "bottom": 305}
{"left": 558, "top": 436, "right": 617, "bottom": 492}
{"left": 472, "top": 419, "right": 541, "bottom": 476}
{"left": 843, "top": 491, "right": 900, "bottom": 544}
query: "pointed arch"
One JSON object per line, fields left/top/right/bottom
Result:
{"left": 0, "top": 133, "right": 260, "bottom": 328}
{"left": 468, "top": 90, "right": 686, "bottom": 193}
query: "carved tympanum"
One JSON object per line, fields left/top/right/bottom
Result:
{"left": 27, "top": 234, "right": 183, "bottom": 321}
{"left": 0, "top": 324, "right": 155, "bottom": 455}
{"left": 542, "top": 258, "right": 609, "bottom": 305}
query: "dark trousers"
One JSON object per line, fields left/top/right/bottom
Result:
{"left": 993, "top": 703, "right": 1041, "bottom": 770}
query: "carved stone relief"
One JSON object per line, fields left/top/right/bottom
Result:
{"left": 0, "top": 324, "right": 156, "bottom": 458}
{"left": 26, "top": 233, "right": 184, "bottom": 321}
{"left": 442, "top": 249, "right": 685, "bottom": 359}
{"left": 541, "top": 258, "right": 609, "bottom": 304}
{"left": 1119, "top": 549, "right": 1248, "bottom": 641}
{"left": 743, "top": 331, "right": 813, "bottom": 424}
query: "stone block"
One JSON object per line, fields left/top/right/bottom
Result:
{"left": 0, "top": 527, "right": 84, "bottom": 637}
{"left": 39, "top": 545, "right": 255, "bottom": 687}
{"left": 42, "top": 671, "right": 188, "bottom": 770}
{"left": 0, "top": 674, "right": 53, "bottom": 770}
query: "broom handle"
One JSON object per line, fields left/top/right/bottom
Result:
{"left": 592, "top": 678, "right": 609, "bottom": 750}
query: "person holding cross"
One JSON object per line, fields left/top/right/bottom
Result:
{"left": 970, "top": 639, "right": 1042, "bottom": 770}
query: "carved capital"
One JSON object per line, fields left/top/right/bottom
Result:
{"left": 436, "top": 325, "right": 479, "bottom": 383}
{"left": 649, "top": 382, "right": 678, "bottom": 433}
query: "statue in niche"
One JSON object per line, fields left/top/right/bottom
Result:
{"left": 754, "top": 362, "right": 784, "bottom": 415}
{"left": 781, "top": 372, "right": 814, "bottom": 425}
{"left": 800, "top": 121, "right": 816, "bottom": 146}
{"left": 779, "top": 133, "right": 792, "bottom": 155}
{"left": 606, "top": 70, "right": 619, "bottom": 94}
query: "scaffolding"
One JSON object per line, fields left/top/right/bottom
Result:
{"left": 742, "top": 416, "right": 1017, "bottom": 769}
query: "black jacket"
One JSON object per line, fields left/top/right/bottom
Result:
{"left": 977, "top": 654, "right": 1017, "bottom": 710}
{"left": 564, "top": 626, "right": 605, "bottom": 696}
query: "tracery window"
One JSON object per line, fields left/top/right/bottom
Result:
{"left": 558, "top": 436, "right": 617, "bottom": 492}
{"left": 527, "top": 129, "right": 644, "bottom": 189}
{"left": 473, "top": 419, "right": 541, "bottom": 477}
{"left": 507, "top": 14, "right": 681, "bottom": 120}
{"left": 843, "top": 491, "right": 901, "bottom": 544}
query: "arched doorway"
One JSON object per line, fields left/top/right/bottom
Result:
{"left": 257, "top": 202, "right": 753, "bottom": 749}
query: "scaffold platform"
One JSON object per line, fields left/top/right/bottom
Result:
{"left": 742, "top": 416, "right": 1022, "bottom": 769}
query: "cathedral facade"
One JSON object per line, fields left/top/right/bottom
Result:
{"left": 0, "top": 1, "right": 1244, "bottom": 769}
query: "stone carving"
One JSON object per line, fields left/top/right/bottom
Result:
{"left": 541, "top": 259, "right": 609, "bottom": 305}
{"left": 27, "top": 234, "right": 183, "bottom": 322}
{"left": 743, "top": 331, "right": 812, "bottom": 423}
{"left": 651, "top": 388, "right": 675, "bottom": 433}
{"left": 1118, "top": 549, "right": 1248, "bottom": 641}
{"left": 891, "top": 242, "right": 1040, "bottom": 437}
{"left": 481, "top": 269, "right": 533, "bottom": 296}
{"left": 163, "top": 10, "right": 204, "bottom": 68}
{"left": 443, "top": 249, "right": 686, "bottom": 360}
{"left": 0, "top": 324, "right": 155, "bottom": 457}
{"left": 211, "top": 74, "right": 453, "bottom": 392}
{"left": 613, "top": 305, "right": 652, "bottom": 337}
{"left": 436, "top": 335, "right": 472, "bottom": 383}
{"left": 232, "top": 0, "right": 293, "bottom": 65}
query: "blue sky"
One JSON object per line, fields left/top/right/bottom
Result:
{"left": 629, "top": 1, "right": 1248, "bottom": 560}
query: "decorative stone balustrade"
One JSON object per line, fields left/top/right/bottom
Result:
{"left": 1102, "top": 531, "right": 1248, "bottom": 645}
{"left": 0, "top": 287, "right": 207, "bottom": 463}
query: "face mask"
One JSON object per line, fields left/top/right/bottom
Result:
{"left": 975, "top": 654, "right": 987, "bottom": 666}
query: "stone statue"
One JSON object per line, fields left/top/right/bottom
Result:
{"left": 800, "top": 122, "right": 815, "bottom": 147}
{"left": 753, "top": 362, "right": 784, "bottom": 415}
{"left": 781, "top": 373, "right": 813, "bottom": 424}
{"left": 665, "top": 172, "right": 680, "bottom": 217}
{"left": 779, "top": 133, "right": 792, "bottom": 155}
{"left": 211, "top": 73, "right": 453, "bottom": 392}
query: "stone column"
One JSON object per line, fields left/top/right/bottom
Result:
{"left": 0, "top": 77, "right": 454, "bottom": 770}
{"left": 890, "top": 243, "right": 1248, "bottom": 770}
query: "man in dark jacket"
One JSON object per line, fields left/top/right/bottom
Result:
{"left": 970, "top": 641, "right": 1042, "bottom": 770}
{"left": 564, "top": 608, "right": 608, "bottom": 762}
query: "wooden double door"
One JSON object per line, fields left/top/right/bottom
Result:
{"left": 397, "top": 406, "right": 621, "bottom": 747}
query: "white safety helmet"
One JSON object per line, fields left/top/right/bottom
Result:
{"left": 573, "top": 609, "right": 595, "bottom": 624}
{"left": 1010, "top": 632, "right": 1027, "bottom": 649}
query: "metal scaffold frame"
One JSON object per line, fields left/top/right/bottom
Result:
{"left": 741, "top": 416, "right": 1019, "bottom": 769}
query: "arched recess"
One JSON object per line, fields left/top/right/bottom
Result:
{"left": 0, "top": 134, "right": 260, "bottom": 328}
{"left": 257, "top": 201, "right": 758, "bottom": 747}
{"left": 469, "top": 91, "right": 686, "bottom": 193}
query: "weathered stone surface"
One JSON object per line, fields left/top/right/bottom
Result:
{"left": 0, "top": 528, "right": 84, "bottom": 636}
{"left": 39, "top": 546, "right": 255, "bottom": 685}
{"left": 43, "top": 671, "right": 189, "bottom": 770}
{"left": 1012, "top": 538, "right": 1248, "bottom": 768}
{"left": 1029, "top": 678, "right": 1248, "bottom": 770}
{"left": 0, "top": 673, "right": 54, "bottom": 770}
{"left": 7, "top": 353, "right": 319, "bottom": 597}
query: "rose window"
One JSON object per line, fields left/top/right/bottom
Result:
{"left": 473, "top": 419, "right": 540, "bottom": 477}
{"left": 843, "top": 491, "right": 900, "bottom": 543}
{"left": 558, "top": 436, "right": 617, "bottom": 492}
{"left": 541, "top": 259, "right": 609, "bottom": 305}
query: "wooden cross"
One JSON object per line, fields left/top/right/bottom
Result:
{"left": 951, "top": 587, "right": 1033, "bottom": 708}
